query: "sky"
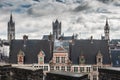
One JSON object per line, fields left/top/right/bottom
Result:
{"left": 0, "top": 0, "right": 120, "bottom": 40}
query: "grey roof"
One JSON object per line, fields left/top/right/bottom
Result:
{"left": 9, "top": 39, "right": 52, "bottom": 64}
{"left": 111, "top": 49, "right": 120, "bottom": 67}
{"left": 70, "top": 39, "right": 111, "bottom": 64}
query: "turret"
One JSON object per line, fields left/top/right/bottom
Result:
{"left": 104, "top": 18, "right": 110, "bottom": 40}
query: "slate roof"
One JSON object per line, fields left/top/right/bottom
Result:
{"left": 9, "top": 39, "right": 52, "bottom": 64}
{"left": 111, "top": 49, "right": 120, "bottom": 67}
{"left": 70, "top": 39, "right": 111, "bottom": 65}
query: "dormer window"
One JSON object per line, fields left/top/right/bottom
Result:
{"left": 38, "top": 50, "right": 45, "bottom": 64}
{"left": 96, "top": 50, "right": 103, "bottom": 64}
{"left": 17, "top": 50, "right": 25, "bottom": 64}
{"left": 79, "top": 51, "right": 85, "bottom": 64}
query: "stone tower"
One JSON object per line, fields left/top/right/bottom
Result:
{"left": 52, "top": 19, "right": 61, "bottom": 40}
{"left": 104, "top": 19, "right": 110, "bottom": 40}
{"left": 8, "top": 13, "right": 15, "bottom": 41}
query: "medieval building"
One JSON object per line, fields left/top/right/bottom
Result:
{"left": 8, "top": 14, "right": 112, "bottom": 80}
{"left": 8, "top": 13, "right": 15, "bottom": 42}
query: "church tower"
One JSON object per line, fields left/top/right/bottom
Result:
{"left": 52, "top": 19, "right": 61, "bottom": 40}
{"left": 8, "top": 13, "right": 15, "bottom": 41}
{"left": 104, "top": 19, "right": 110, "bottom": 40}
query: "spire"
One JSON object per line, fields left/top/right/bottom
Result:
{"left": 10, "top": 13, "right": 13, "bottom": 23}
{"left": 55, "top": 19, "right": 59, "bottom": 24}
{"left": 104, "top": 18, "right": 109, "bottom": 30}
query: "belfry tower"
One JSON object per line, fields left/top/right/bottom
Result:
{"left": 104, "top": 19, "right": 110, "bottom": 40}
{"left": 8, "top": 13, "right": 15, "bottom": 41}
{"left": 52, "top": 19, "right": 61, "bottom": 40}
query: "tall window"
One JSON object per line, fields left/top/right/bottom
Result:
{"left": 93, "top": 75, "right": 97, "bottom": 80}
{"left": 61, "top": 57, "right": 65, "bottom": 63}
{"left": 93, "top": 66, "right": 97, "bottom": 71}
{"left": 56, "top": 66, "right": 59, "bottom": 70}
{"left": 86, "top": 67, "right": 91, "bottom": 72}
{"left": 56, "top": 57, "right": 60, "bottom": 63}
{"left": 40, "top": 57, "right": 43, "bottom": 62}
{"left": 50, "top": 66, "right": 54, "bottom": 70}
{"left": 67, "top": 66, "right": 71, "bottom": 72}
{"left": 74, "top": 67, "right": 78, "bottom": 72}
{"left": 80, "top": 67, "right": 84, "bottom": 72}
{"left": 98, "top": 58, "right": 101, "bottom": 63}
{"left": 44, "top": 66, "right": 48, "bottom": 71}
{"left": 61, "top": 66, "right": 65, "bottom": 71}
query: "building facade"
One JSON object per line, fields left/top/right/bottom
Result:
{"left": 9, "top": 18, "right": 112, "bottom": 80}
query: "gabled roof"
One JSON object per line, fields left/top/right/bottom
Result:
{"left": 70, "top": 39, "right": 111, "bottom": 65}
{"left": 54, "top": 46, "right": 67, "bottom": 53}
{"left": 38, "top": 50, "right": 45, "bottom": 56}
{"left": 9, "top": 39, "right": 51, "bottom": 64}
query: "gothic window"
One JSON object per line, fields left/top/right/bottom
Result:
{"left": 61, "top": 57, "right": 65, "bottom": 63}
{"left": 74, "top": 67, "right": 78, "bottom": 72}
{"left": 56, "top": 57, "right": 60, "bottom": 63}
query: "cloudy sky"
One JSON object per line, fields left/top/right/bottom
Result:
{"left": 0, "top": 0, "right": 120, "bottom": 40}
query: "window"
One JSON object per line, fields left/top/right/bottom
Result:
{"left": 61, "top": 57, "right": 65, "bottom": 63}
{"left": 44, "top": 66, "right": 48, "bottom": 71}
{"left": 56, "top": 57, "right": 60, "bottom": 63}
{"left": 40, "top": 57, "right": 43, "bottom": 62}
{"left": 74, "top": 67, "right": 78, "bottom": 72}
{"left": 86, "top": 67, "right": 91, "bottom": 72}
{"left": 50, "top": 66, "right": 54, "bottom": 70}
{"left": 39, "top": 66, "right": 43, "bottom": 69}
{"left": 67, "top": 66, "right": 71, "bottom": 72}
{"left": 61, "top": 66, "right": 65, "bottom": 71}
{"left": 80, "top": 67, "right": 84, "bottom": 72}
{"left": 56, "top": 66, "right": 59, "bottom": 70}
{"left": 93, "top": 66, "right": 97, "bottom": 71}
{"left": 98, "top": 58, "right": 101, "bottom": 62}
{"left": 93, "top": 75, "right": 97, "bottom": 80}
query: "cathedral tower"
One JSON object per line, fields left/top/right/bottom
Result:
{"left": 104, "top": 19, "right": 110, "bottom": 40}
{"left": 52, "top": 19, "right": 61, "bottom": 40}
{"left": 8, "top": 13, "right": 15, "bottom": 41}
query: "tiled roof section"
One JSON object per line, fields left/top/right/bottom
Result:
{"left": 111, "top": 49, "right": 120, "bottom": 67}
{"left": 70, "top": 40, "right": 111, "bottom": 65}
{"left": 9, "top": 40, "right": 51, "bottom": 64}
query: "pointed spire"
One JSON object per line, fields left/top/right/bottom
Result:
{"left": 10, "top": 13, "right": 13, "bottom": 23}
{"left": 104, "top": 18, "right": 109, "bottom": 30}
{"left": 55, "top": 19, "right": 59, "bottom": 23}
